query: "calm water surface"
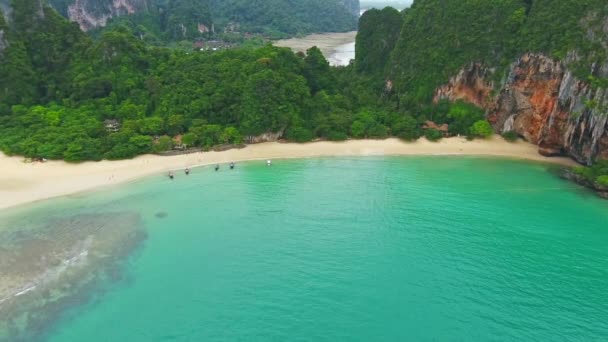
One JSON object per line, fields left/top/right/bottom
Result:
{"left": 1, "top": 157, "right": 607, "bottom": 341}
{"left": 328, "top": 42, "right": 355, "bottom": 66}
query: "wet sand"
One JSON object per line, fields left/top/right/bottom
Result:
{"left": 0, "top": 137, "right": 577, "bottom": 211}
{"left": 274, "top": 31, "right": 357, "bottom": 65}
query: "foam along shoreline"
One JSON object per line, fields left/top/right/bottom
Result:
{"left": 273, "top": 31, "right": 357, "bottom": 66}
{"left": 0, "top": 137, "right": 577, "bottom": 211}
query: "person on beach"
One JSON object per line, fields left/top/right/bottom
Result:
{"left": 185, "top": 167, "right": 190, "bottom": 175}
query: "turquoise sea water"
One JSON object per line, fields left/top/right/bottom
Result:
{"left": 1, "top": 157, "right": 608, "bottom": 341}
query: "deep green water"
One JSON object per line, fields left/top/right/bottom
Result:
{"left": 1, "top": 157, "right": 608, "bottom": 341}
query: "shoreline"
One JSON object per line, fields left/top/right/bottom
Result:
{"left": 273, "top": 31, "right": 357, "bottom": 65}
{"left": 0, "top": 137, "right": 576, "bottom": 211}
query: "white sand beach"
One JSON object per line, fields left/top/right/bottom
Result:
{"left": 0, "top": 137, "right": 577, "bottom": 210}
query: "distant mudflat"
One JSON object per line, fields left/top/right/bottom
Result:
{"left": 274, "top": 31, "right": 357, "bottom": 66}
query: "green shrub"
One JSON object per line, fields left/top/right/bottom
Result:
{"left": 596, "top": 175, "right": 608, "bottom": 187}
{"left": 350, "top": 121, "right": 366, "bottom": 138}
{"left": 393, "top": 115, "right": 421, "bottom": 141}
{"left": 152, "top": 136, "right": 174, "bottom": 153}
{"left": 285, "top": 126, "right": 314, "bottom": 143}
{"left": 470, "top": 120, "right": 494, "bottom": 138}
{"left": 182, "top": 133, "right": 198, "bottom": 147}
{"left": 447, "top": 101, "right": 485, "bottom": 136}
{"left": 367, "top": 124, "right": 389, "bottom": 139}
{"left": 502, "top": 130, "right": 518, "bottom": 142}
{"left": 572, "top": 166, "right": 591, "bottom": 177}
{"left": 220, "top": 127, "right": 243, "bottom": 144}
{"left": 424, "top": 129, "right": 443, "bottom": 142}
{"left": 327, "top": 131, "right": 348, "bottom": 141}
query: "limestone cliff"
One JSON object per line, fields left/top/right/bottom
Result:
{"left": 434, "top": 53, "right": 608, "bottom": 165}
{"left": 58, "top": 0, "right": 149, "bottom": 31}
{"left": 0, "top": 0, "right": 10, "bottom": 22}
{"left": 0, "top": 28, "right": 7, "bottom": 54}
{"left": 433, "top": 63, "right": 494, "bottom": 109}
{"left": 0, "top": 7, "right": 7, "bottom": 54}
{"left": 245, "top": 130, "right": 285, "bottom": 144}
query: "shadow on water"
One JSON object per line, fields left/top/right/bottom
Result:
{"left": 0, "top": 212, "right": 148, "bottom": 342}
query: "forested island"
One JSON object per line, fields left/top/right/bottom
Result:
{"left": 1, "top": 0, "right": 607, "bottom": 194}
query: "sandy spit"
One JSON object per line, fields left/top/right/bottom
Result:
{"left": 0, "top": 137, "right": 577, "bottom": 210}
{"left": 274, "top": 31, "right": 357, "bottom": 59}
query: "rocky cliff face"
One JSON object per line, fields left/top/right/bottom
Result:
{"left": 433, "top": 63, "right": 494, "bottom": 108}
{"left": 0, "top": 0, "right": 10, "bottom": 22}
{"left": 434, "top": 53, "right": 608, "bottom": 165}
{"left": 0, "top": 29, "right": 7, "bottom": 54}
{"left": 58, "top": 0, "right": 149, "bottom": 31}
{"left": 245, "top": 130, "right": 285, "bottom": 144}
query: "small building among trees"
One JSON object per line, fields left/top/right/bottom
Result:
{"left": 422, "top": 121, "right": 450, "bottom": 137}
{"left": 104, "top": 119, "right": 121, "bottom": 133}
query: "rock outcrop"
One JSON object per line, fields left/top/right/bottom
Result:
{"left": 0, "top": 7, "right": 7, "bottom": 54}
{"left": 561, "top": 168, "right": 608, "bottom": 199}
{"left": 245, "top": 130, "right": 285, "bottom": 144}
{"left": 0, "top": 0, "right": 11, "bottom": 22}
{"left": 433, "top": 62, "right": 494, "bottom": 108}
{"left": 0, "top": 29, "right": 7, "bottom": 54}
{"left": 64, "top": 0, "right": 148, "bottom": 31}
{"left": 435, "top": 53, "right": 608, "bottom": 165}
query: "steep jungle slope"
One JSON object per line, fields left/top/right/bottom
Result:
{"left": 356, "top": 0, "right": 608, "bottom": 165}
{"left": 44, "top": 0, "right": 359, "bottom": 38}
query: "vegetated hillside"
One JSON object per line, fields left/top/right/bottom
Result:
{"left": 0, "top": 0, "right": 383, "bottom": 162}
{"left": 208, "top": 0, "right": 358, "bottom": 36}
{"left": 355, "top": 6, "right": 402, "bottom": 74}
{"left": 380, "top": 0, "right": 608, "bottom": 105}
{"left": 354, "top": 0, "right": 608, "bottom": 192}
{"left": 45, "top": 0, "right": 359, "bottom": 40}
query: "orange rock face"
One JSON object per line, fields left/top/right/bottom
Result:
{"left": 435, "top": 53, "right": 608, "bottom": 165}
{"left": 433, "top": 63, "right": 494, "bottom": 108}
{"left": 492, "top": 54, "right": 564, "bottom": 146}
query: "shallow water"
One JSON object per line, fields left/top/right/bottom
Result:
{"left": 328, "top": 42, "right": 355, "bottom": 66}
{"left": 1, "top": 157, "right": 607, "bottom": 341}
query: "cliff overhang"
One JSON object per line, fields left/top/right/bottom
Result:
{"left": 434, "top": 53, "right": 608, "bottom": 166}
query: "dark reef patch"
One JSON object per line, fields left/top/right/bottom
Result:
{"left": 0, "top": 212, "right": 147, "bottom": 341}
{"left": 155, "top": 211, "right": 168, "bottom": 219}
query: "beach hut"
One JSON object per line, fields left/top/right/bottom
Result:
{"left": 423, "top": 121, "right": 450, "bottom": 137}
{"left": 173, "top": 135, "right": 186, "bottom": 150}
{"left": 104, "top": 119, "right": 121, "bottom": 133}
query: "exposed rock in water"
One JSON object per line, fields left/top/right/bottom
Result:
{"left": 435, "top": 53, "right": 608, "bottom": 165}
{"left": 560, "top": 168, "right": 608, "bottom": 199}
{"left": 0, "top": 212, "right": 147, "bottom": 341}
